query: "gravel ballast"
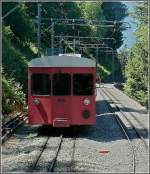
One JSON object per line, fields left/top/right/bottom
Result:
{"left": 2, "top": 84, "right": 149, "bottom": 173}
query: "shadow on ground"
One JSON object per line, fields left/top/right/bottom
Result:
{"left": 12, "top": 100, "right": 148, "bottom": 142}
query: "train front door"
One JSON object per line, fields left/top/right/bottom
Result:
{"left": 52, "top": 73, "right": 72, "bottom": 127}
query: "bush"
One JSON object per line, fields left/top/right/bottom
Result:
{"left": 97, "top": 63, "right": 111, "bottom": 80}
{"left": 2, "top": 74, "right": 26, "bottom": 116}
{"left": 124, "top": 56, "right": 148, "bottom": 107}
{"left": 2, "top": 35, "right": 28, "bottom": 94}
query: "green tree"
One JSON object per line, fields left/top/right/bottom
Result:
{"left": 118, "top": 45, "right": 129, "bottom": 82}
{"left": 101, "top": 2, "right": 128, "bottom": 49}
{"left": 2, "top": 2, "right": 35, "bottom": 43}
{"left": 124, "top": 2, "right": 148, "bottom": 107}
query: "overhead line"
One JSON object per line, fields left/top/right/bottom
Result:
{"left": 2, "top": 3, "right": 21, "bottom": 20}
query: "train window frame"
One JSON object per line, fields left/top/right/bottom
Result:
{"left": 31, "top": 73, "right": 51, "bottom": 96}
{"left": 73, "top": 73, "right": 94, "bottom": 96}
{"left": 52, "top": 73, "right": 71, "bottom": 96}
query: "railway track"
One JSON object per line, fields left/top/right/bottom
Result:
{"left": 100, "top": 86, "right": 148, "bottom": 149}
{"left": 111, "top": 85, "right": 148, "bottom": 132}
{"left": 69, "top": 128, "right": 76, "bottom": 172}
{"left": 48, "top": 134, "right": 63, "bottom": 172}
{"left": 50, "top": 135, "right": 76, "bottom": 172}
{"left": 30, "top": 134, "right": 63, "bottom": 172}
{"left": 30, "top": 128, "right": 77, "bottom": 172}
{"left": 98, "top": 88, "right": 136, "bottom": 173}
{"left": 2, "top": 112, "right": 27, "bottom": 143}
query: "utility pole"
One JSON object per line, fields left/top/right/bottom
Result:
{"left": 112, "top": 51, "right": 115, "bottom": 82}
{"left": 96, "top": 47, "right": 98, "bottom": 74}
{"left": 59, "top": 39, "right": 63, "bottom": 54}
{"left": 73, "top": 38, "right": 76, "bottom": 53}
{"left": 37, "top": 3, "right": 41, "bottom": 57}
{"left": 51, "top": 19, "right": 54, "bottom": 55}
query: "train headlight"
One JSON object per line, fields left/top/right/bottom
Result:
{"left": 33, "top": 98, "right": 40, "bottom": 105}
{"left": 83, "top": 98, "right": 91, "bottom": 105}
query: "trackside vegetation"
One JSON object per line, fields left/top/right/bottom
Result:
{"left": 2, "top": 72, "right": 26, "bottom": 120}
{"left": 123, "top": 2, "right": 148, "bottom": 107}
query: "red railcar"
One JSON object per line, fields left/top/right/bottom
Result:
{"left": 28, "top": 55, "right": 96, "bottom": 127}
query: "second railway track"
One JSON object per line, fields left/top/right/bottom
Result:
{"left": 99, "top": 86, "right": 148, "bottom": 149}
{"left": 107, "top": 85, "right": 148, "bottom": 132}
{"left": 98, "top": 87, "right": 136, "bottom": 173}
{"left": 2, "top": 112, "right": 27, "bottom": 143}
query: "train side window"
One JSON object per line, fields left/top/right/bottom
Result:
{"left": 53, "top": 73, "right": 71, "bottom": 95}
{"left": 31, "top": 74, "right": 51, "bottom": 95}
{"left": 73, "top": 74, "right": 93, "bottom": 95}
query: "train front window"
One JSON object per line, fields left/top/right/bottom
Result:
{"left": 73, "top": 74, "right": 93, "bottom": 95}
{"left": 31, "top": 74, "right": 51, "bottom": 95}
{"left": 53, "top": 73, "right": 71, "bottom": 95}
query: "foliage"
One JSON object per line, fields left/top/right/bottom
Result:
{"left": 124, "top": 56, "right": 148, "bottom": 106}
{"left": 97, "top": 64, "right": 111, "bottom": 80}
{"left": 124, "top": 2, "right": 148, "bottom": 107}
{"left": 102, "top": 2, "right": 128, "bottom": 21}
{"left": 101, "top": 2, "right": 128, "bottom": 49}
{"left": 2, "top": 73, "right": 26, "bottom": 116}
{"left": 131, "top": 2, "right": 148, "bottom": 24}
{"left": 118, "top": 45, "right": 129, "bottom": 81}
{"left": 2, "top": 35, "right": 28, "bottom": 94}
{"left": 2, "top": 3, "right": 37, "bottom": 59}
{"left": 78, "top": 2, "right": 105, "bottom": 37}
{"left": 2, "top": 2, "right": 35, "bottom": 43}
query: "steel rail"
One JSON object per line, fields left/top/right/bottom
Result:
{"left": 112, "top": 85, "right": 149, "bottom": 132}
{"left": 48, "top": 134, "right": 63, "bottom": 172}
{"left": 30, "top": 136, "right": 50, "bottom": 172}
{"left": 48, "top": 130, "right": 76, "bottom": 172}
{"left": 98, "top": 88, "right": 135, "bottom": 173}
{"left": 104, "top": 88, "right": 148, "bottom": 149}
{"left": 70, "top": 127, "right": 77, "bottom": 172}
{"left": 30, "top": 134, "right": 63, "bottom": 172}
{"left": 2, "top": 113, "right": 27, "bottom": 143}
{"left": 70, "top": 137, "right": 76, "bottom": 172}
{"left": 101, "top": 86, "right": 148, "bottom": 149}
{"left": 2, "top": 112, "right": 23, "bottom": 130}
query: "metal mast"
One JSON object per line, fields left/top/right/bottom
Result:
{"left": 37, "top": 4, "right": 41, "bottom": 57}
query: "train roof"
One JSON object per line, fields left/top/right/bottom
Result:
{"left": 29, "top": 55, "right": 95, "bottom": 67}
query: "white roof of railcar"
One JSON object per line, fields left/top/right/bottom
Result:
{"left": 59, "top": 53, "right": 81, "bottom": 57}
{"left": 29, "top": 55, "right": 95, "bottom": 67}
